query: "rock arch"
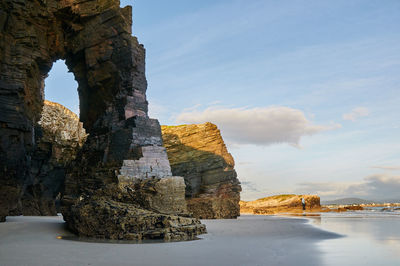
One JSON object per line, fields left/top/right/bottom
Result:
{"left": 0, "top": 0, "right": 205, "bottom": 239}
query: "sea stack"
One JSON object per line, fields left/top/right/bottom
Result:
{"left": 0, "top": 0, "right": 205, "bottom": 240}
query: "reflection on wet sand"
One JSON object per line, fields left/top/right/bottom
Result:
{"left": 277, "top": 212, "right": 323, "bottom": 225}
{"left": 0, "top": 215, "right": 340, "bottom": 266}
{"left": 310, "top": 212, "right": 400, "bottom": 266}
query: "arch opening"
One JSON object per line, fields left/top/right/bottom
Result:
{"left": 20, "top": 60, "right": 87, "bottom": 216}
{"left": 44, "top": 60, "right": 80, "bottom": 115}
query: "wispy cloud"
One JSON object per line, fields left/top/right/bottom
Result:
{"left": 241, "top": 181, "right": 260, "bottom": 193}
{"left": 371, "top": 166, "right": 400, "bottom": 171}
{"left": 296, "top": 174, "right": 400, "bottom": 200}
{"left": 237, "top": 161, "right": 254, "bottom": 166}
{"left": 343, "top": 107, "right": 370, "bottom": 121}
{"left": 176, "top": 106, "right": 340, "bottom": 147}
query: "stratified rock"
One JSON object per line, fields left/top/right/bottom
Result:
{"left": 240, "top": 194, "right": 321, "bottom": 215}
{"left": 118, "top": 176, "right": 188, "bottom": 215}
{"left": 21, "top": 100, "right": 87, "bottom": 216}
{"left": 0, "top": 0, "right": 206, "bottom": 240}
{"left": 161, "top": 123, "right": 242, "bottom": 219}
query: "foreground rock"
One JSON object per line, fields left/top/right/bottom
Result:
{"left": 240, "top": 194, "right": 321, "bottom": 215}
{"left": 0, "top": 0, "right": 206, "bottom": 239}
{"left": 161, "top": 123, "right": 241, "bottom": 219}
{"left": 66, "top": 184, "right": 205, "bottom": 240}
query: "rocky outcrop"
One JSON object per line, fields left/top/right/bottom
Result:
{"left": 0, "top": 0, "right": 205, "bottom": 240}
{"left": 161, "top": 123, "right": 241, "bottom": 219}
{"left": 66, "top": 183, "right": 204, "bottom": 241}
{"left": 67, "top": 196, "right": 204, "bottom": 240}
{"left": 240, "top": 194, "right": 321, "bottom": 215}
{"left": 22, "top": 100, "right": 87, "bottom": 216}
{"left": 321, "top": 205, "right": 364, "bottom": 212}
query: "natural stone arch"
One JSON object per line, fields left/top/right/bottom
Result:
{"left": 0, "top": 0, "right": 139, "bottom": 218}
{"left": 0, "top": 0, "right": 206, "bottom": 239}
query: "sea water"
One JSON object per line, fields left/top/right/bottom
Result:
{"left": 311, "top": 208, "right": 400, "bottom": 266}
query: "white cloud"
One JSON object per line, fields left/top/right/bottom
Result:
{"left": 371, "top": 166, "right": 400, "bottom": 171}
{"left": 176, "top": 106, "right": 340, "bottom": 147}
{"left": 342, "top": 107, "right": 369, "bottom": 121}
{"left": 296, "top": 174, "right": 400, "bottom": 201}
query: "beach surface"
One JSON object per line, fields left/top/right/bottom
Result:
{"left": 310, "top": 211, "right": 400, "bottom": 266}
{"left": 0, "top": 215, "right": 338, "bottom": 266}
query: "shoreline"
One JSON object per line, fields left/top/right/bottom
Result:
{"left": 0, "top": 215, "right": 339, "bottom": 266}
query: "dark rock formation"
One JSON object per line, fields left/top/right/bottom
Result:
{"left": 0, "top": 0, "right": 205, "bottom": 240}
{"left": 118, "top": 176, "right": 188, "bottom": 216}
{"left": 161, "top": 123, "right": 242, "bottom": 219}
{"left": 66, "top": 183, "right": 203, "bottom": 240}
{"left": 67, "top": 196, "right": 204, "bottom": 240}
{"left": 240, "top": 194, "right": 321, "bottom": 215}
{"left": 22, "top": 100, "right": 87, "bottom": 216}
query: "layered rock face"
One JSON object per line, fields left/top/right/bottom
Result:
{"left": 161, "top": 123, "right": 242, "bottom": 219}
{"left": 0, "top": 0, "right": 205, "bottom": 239}
{"left": 240, "top": 194, "right": 321, "bottom": 215}
{"left": 22, "top": 100, "right": 87, "bottom": 216}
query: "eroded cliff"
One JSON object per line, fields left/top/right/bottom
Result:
{"left": 161, "top": 123, "right": 241, "bottom": 219}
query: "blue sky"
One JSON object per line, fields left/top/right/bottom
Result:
{"left": 45, "top": 0, "right": 400, "bottom": 201}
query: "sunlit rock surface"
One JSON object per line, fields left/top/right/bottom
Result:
{"left": 38, "top": 101, "right": 87, "bottom": 147}
{"left": 240, "top": 194, "right": 321, "bottom": 214}
{"left": 161, "top": 123, "right": 242, "bottom": 219}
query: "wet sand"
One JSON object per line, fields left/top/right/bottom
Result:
{"left": 0, "top": 215, "right": 339, "bottom": 266}
{"left": 311, "top": 212, "right": 400, "bottom": 266}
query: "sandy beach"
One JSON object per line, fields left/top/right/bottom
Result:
{"left": 311, "top": 212, "right": 400, "bottom": 266}
{"left": 0, "top": 215, "right": 339, "bottom": 266}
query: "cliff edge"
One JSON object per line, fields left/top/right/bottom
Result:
{"left": 161, "top": 123, "right": 241, "bottom": 219}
